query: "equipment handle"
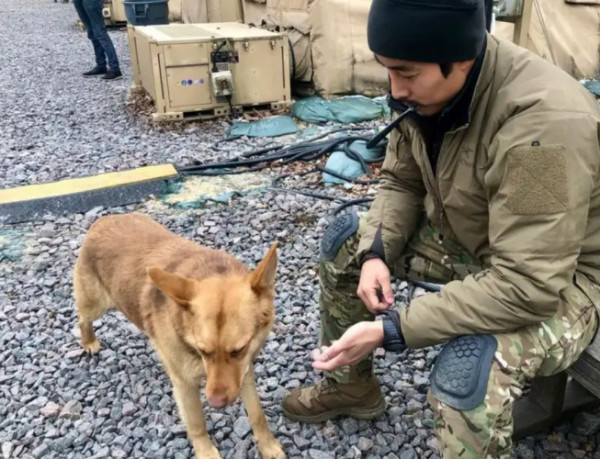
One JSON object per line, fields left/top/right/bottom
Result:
{"left": 134, "top": 3, "right": 149, "bottom": 19}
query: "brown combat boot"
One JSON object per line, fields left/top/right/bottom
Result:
{"left": 281, "top": 375, "right": 386, "bottom": 423}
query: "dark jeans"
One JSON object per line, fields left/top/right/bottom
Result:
{"left": 73, "top": 0, "right": 120, "bottom": 70}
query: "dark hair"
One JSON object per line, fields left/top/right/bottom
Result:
{"left": 440, "top": 62, "right": 454, "bottom": 78}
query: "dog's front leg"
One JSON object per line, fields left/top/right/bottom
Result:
{"left": 171, "top": 380, "right": 221, "bottom": 459}
{"left": 240, "top": 368, "right": 286, "bottom": 459}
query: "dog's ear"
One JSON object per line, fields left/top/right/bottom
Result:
{"left": 147, "top": 267, "right": 196, "bottom": 309}
{"left": 249, "top": 242, "right": 278, "bottom": 294}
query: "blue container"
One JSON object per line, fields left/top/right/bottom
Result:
{"left": 123, "top": 0, "right": 169, "bottom": 26}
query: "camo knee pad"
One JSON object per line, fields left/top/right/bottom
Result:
{"left": 320, "top": 213, "right": 359, "bottom": 261}
{"left": 430, "top": 334, "right": 497, "bottom": 411}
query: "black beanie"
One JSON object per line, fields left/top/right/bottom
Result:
{"left": 368, "top": 0, "right": 486, "bottom": 63}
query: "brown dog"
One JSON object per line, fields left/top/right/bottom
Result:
{"left": 73, "top": 212, "right": 285, "bottom": 459}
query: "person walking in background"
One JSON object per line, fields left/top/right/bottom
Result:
{"left": 73, "top": 0, "right": 122, "bottom": 80}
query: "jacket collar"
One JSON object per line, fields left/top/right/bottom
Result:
{"left": 467, "top": 34, "right": 499, "bottom": 125}
{"left": 439, "top": 36, "right": 487, "bottom": 130}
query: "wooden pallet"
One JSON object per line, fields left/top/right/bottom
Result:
{"left": 76, "top": 19, "right": 127, "bottom": 31}
{"left": 513, "top": 332, "right": 600, "bottom": 440}
{"left": 148, "top": 100, "right": 291, "bottom": 123}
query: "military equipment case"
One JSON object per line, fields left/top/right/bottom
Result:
{"left": 103, "top": 0, "right": 128, "bottom": 25}
{"left": 127, "top": 22, "right": 291, "bottom": 121}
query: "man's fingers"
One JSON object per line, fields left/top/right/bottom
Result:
{"left": 364, "top": 290, "right": 381, "bottom": 313}
{"left": 312, "top": 351, "right": 349, "bottom": 371}
{"left": 381, "top": 280, "right": 394, "bottom": 305}
{"left": 311, "top": 348, "right": 322, "bottom": 361}
{"left": 313, "top": 342, "right": 345, "bottom": 363}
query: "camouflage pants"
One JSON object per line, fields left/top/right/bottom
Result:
{"left": 319, "top": 214, "right": 599, "bottom": 458}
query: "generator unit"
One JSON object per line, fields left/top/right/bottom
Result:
{"left": 102, "top": 0, "right": 127, "bottom": 26}
{"left": 127, "top": 22, "right": 291, "bottom": 121}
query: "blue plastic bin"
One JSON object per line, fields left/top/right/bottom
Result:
{"left": 123, "top": 0, "right": 169, "bottom": 26}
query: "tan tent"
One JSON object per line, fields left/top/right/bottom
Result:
{"left": 173, "top": 0, "right": 600, "bottom": 97}
{"left": 168, "top": 0, "right": 244, "bottom": 23}
{"left": 495, "top": 0, "right": 600, "bottom": 80}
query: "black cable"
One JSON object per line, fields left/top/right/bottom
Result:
{"left": 280, "top": 135, "right": 369, "bottom": 164}
{"left": 268, "top": 186, "right": 374, "bottom": 215}
{"left": 227, "top": 95, "right": 234, "bottom": 117}
{"left": 412, "top": 280, "right": 443, "bottom": 293}
{"left": 179, "top": 129, "right": 373, "bottom": 175}
{"left": 240, "top": 143, "right": 282, "bottom": 158}
{"left": 366, "top": 105, "right": 416, "bottom": 149}
{"left": 271, "top": 168, "right": 319, "bottom": 185}
{"left": 287, "top": 36, "right": 297, "bottom": 81}
{"left": 176, "top": 126, "right": 392, "bottom": 214}
{"left": 332, "top": 198, "right": 374, "bottom": 215}
{"left": 187, "top": 165, "right": 273, "bottom": 176}
{"left": 211, "top": 40, "right": 228, "bottom": 73}
{"left": 268, "top": 186, "right": 341, "bottom": 202}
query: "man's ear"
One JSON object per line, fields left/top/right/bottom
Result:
{"left": 147, "top": 267, "right": 196, "bottom": 308}
{"left": 249, "top": 242, "right": 278, "bottom": 294}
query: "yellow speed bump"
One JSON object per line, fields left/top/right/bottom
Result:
{"left": 0, "top": 164, "right": 178, "bottom": 205}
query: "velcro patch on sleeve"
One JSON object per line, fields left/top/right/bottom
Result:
{"left": 505, "top": 144, "right": 568, "bottom": 215}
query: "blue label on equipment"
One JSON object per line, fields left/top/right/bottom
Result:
{"left": 179, "top": 79, "right": 206, "bottom": 86}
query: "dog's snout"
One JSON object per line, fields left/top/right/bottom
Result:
{"left": 207, "top": 395, "right": 229, "bottom": 408}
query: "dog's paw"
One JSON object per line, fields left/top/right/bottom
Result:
{"left": 193, "top": 440, "right": 221, "bottom": 459}
{"left": 82, "top": 339, "right": 101, "bottom": 354}
{"left": 259, "top": 440, "right": 286, "bottom": 459}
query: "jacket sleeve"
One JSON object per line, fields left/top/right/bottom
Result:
{"left": 399, "top": 112, "right": 600, "bottom": 348}
{"left": 356, "top": 124, "right": 427, "bottom": 266}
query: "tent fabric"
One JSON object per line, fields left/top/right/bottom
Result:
{"left": 494, "top": 0, "right": 600, "bottom": 80}
{"left": 309, "top": 0, "right": 387, "bottom": 97}
{"left": 176, "top": 0, "right": 600, "bottom": 96}
{"left": 170, "top": 0, "right": 244, "bottom": 23}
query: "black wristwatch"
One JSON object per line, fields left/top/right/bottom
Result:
{"left": 379, "top": 309, "right": 406, "bottom": 352}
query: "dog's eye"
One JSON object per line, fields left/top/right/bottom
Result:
{"left": 230, "top": 345, "right": 247, "bottom": 358}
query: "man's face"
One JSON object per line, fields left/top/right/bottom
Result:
{"left": 375, "top": 55, "right": 475, "bottom": 116}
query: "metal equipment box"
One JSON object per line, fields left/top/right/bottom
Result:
{"left": 102, "top": 0, "right": 127, "bottom": 26}
{"left": 127, "top": 22, "right": 291, "bottom": 121}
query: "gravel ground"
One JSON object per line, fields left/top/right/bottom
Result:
{"left": 1, "top": 1, "right": 600, "bottom": 459}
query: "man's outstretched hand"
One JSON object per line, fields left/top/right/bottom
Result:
{"left": 357, "top": 258, "right": 394, "bottom": 313}
{"left": 312, "top": 321, "right": 384, "bottom": 371}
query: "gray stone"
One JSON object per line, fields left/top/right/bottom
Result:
{"left": 405, "top": 399, "right": 422, "bottom": 413}
{"left": 341, "top": 417, "right": 359, "bottom": 435}
{"left": 357, "top": 437, "right": 375, "bottom": 452}
{"left": 426, "top": 436, "right": 439, "bottom": 451}
{"left": 122, "top": 402, "right": 137, "bottom": 417}
{"left": 31, "top": 443, "right": 49, "bottom": 458}
{"left": 59, "top": 401, "right": 82, "bottom": 420}
{"left": 308, "top": 450, "right": 335, "bottom": 459}
{"left": 40, "top": 402, "right": 61, "bottom": 418}
{"left": 572, "top": 412, "right": 600, "bottom": 436}
{"left": 2, "top": 442, "right": 13, "bottom": 459}
{"left": 399, "top": 446, "right": 418, "bottom": 459}
{"left": 293, "top": 435, "right": 311, "bottom": 449}
{"left": 65, "top": 349, "right": 85, "bottom": 359}
{"left": 233, "top": 416, "right": 251, "bottom": 439}
{"left": 91, "top": 446, "right": 111, "bottom": 458}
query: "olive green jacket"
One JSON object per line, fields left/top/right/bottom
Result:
{"left": 357, "top": 35, "right": 600, "bottom": 348}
